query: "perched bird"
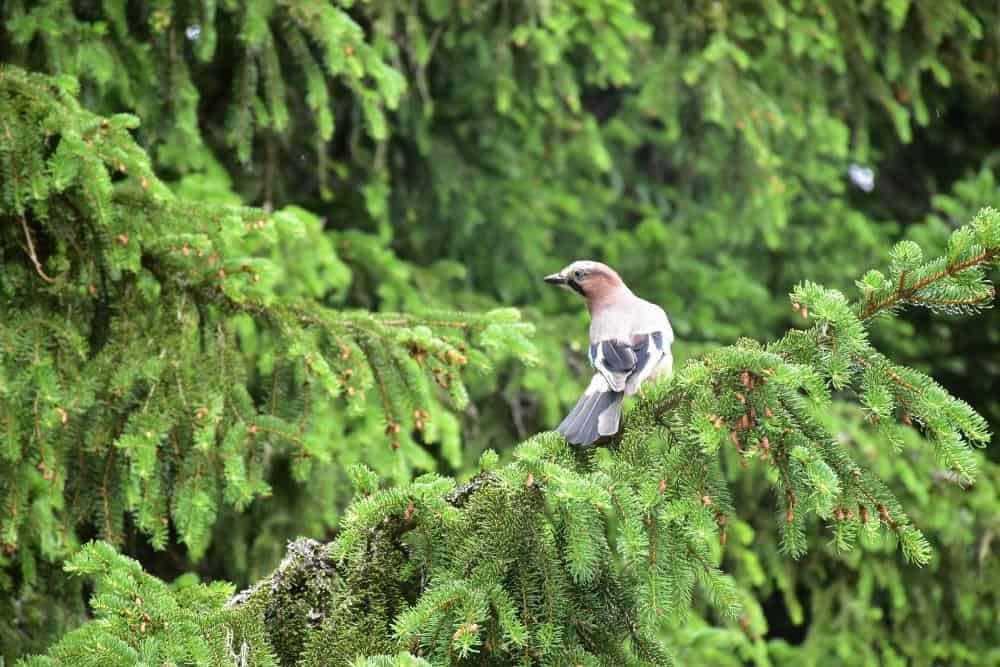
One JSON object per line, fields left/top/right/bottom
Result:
{"left": 544, "top": 261, "right": 673, "bottom": 445}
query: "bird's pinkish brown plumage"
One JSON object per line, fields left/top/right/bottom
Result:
{"left": 544, "top": 260, "right": 674, "bottom": 445}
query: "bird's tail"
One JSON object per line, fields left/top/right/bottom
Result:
{"left": 556, "top": 374, "right": 624, "bottom": 446}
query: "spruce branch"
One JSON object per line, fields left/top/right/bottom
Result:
{"left": 855, "top": 208, "right": 1000, "bottom": 320}
{"left": 24, "top": 209, "right": 999, "bottom": 664}
{"left": 221, "top": 211, "right": 1000, "bottom": 662}
{"left": 0, "top": 66, "right": 538, "bottom": 582}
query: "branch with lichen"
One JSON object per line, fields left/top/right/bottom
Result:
{"left": 208, "top": 209, "right": 999, "bottom": 664}
{"left": 25, "top": 209, "right": 1000, "bottom": 666}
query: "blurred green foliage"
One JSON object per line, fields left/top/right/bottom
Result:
{"left": 2, "top": 0, "right": 999, "bottom": 664}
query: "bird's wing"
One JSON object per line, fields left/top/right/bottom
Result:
{"left": 623, "top": 330, "right": 670, "bottom": 394}
{"left": 590, "top": 331, "right": 671, "bottom": 395}
{"left": 589, "top": 339, "right": 638, "bottom": 392}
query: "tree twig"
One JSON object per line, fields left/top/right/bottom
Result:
{"left": 19, "top": 215, "right": 55, "bottom": 283}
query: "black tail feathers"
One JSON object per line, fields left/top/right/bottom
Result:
{"left": 556, "top": 389, "right": 624, "bottom": 446}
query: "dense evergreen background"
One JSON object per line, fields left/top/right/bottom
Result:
{"left": 2, "top": 1, "right": 999, "bottom": 664}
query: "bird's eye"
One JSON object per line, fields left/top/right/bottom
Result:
{"left": 573, "top": 270, "right": 584, "bottom": 281}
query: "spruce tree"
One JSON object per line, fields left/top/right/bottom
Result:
{"left": 11, "top": 79, "right": 997, "bottom": 659}
{"left": 3, "top": 1, "right": 1000, "bottom": 664}
{"left": 0, "top": 66, "right": 535, "bottom": 656}
{"left": 20, "top": 213, "right": 1000, "bottom": 661}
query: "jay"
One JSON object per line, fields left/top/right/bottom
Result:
{"left": 545, "top": 261, "right": 673, "bottom": 445}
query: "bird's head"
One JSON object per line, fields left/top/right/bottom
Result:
{"left": 543, "top": 261, "right": 628, "bottom": 302}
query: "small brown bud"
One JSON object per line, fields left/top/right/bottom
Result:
{"left": 114, "top": 234, "right": 129, "bottom": 246}
{"left": 786, "top": 508, "right": 794, "bottom": 522}
{"left": 658, "top": 478, "right": 667, "bottom": 494}
{"left": 761, "top": 436, "right": 770, "bottom": 451}
{"left": 902, "top": 413, "right": 912, "bottom": 426}
{"left": 792, "top": 301, "right": 800, "bottom": 312}
{"left": 801, "top": 306, "right": 809, "bottom": 319}
{"left": 54, "top": 407, "right": 68, "bottom": 425}
{"left": 764, "top": 406, "right": 774, "bottom": 418}
{"left": 525, "top": 472, "right": 535, "bottom": 488}
{"left": 702, "top": 495, "right": 712, "bottom": 506}
{"left": 403, "top": 502, "right": 415, "bottom": 522}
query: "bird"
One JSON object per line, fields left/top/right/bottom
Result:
{"left": 544, "top": 260, "right": 673, "bottom": 446}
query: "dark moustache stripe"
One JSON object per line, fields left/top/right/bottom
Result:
{"left": 567, "top": 279, "right": 586, "bottom": 296}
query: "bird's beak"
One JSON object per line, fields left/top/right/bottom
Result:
{"left": 544, "top": 272, "right": 567, "bottom": 285}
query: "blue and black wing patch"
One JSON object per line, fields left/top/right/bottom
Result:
{"left": 558, "top": 332, "right": 671, "bottom": 445}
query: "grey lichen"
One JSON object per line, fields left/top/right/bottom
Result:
{"left": 227, "top": 538, "right": 344, "bottom": 665}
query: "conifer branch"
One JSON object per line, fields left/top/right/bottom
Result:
{"left": 19, "top": 205, "right": 1000, "bottom": 667}
{"left": 0, "top": 67, "right": 538, "bottom": 588}
{"left": 857, "top": 246, "right": 999, "bottom": 320}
